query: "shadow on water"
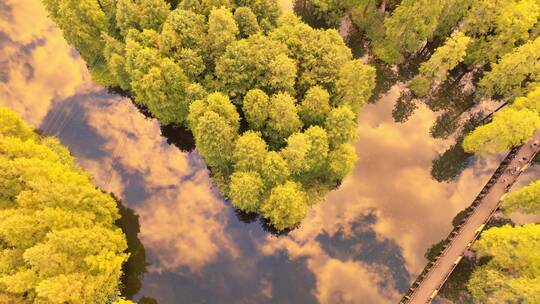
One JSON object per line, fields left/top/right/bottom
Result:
{"left": 114, "top": 195, "right": 149, "bottom": 300}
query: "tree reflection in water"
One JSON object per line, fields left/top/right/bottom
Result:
{"left": 114, "top": 195, "right": 153, "bottom": 302}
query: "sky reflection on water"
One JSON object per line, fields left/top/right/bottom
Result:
{"left": 1, "top": 1, "right": 539, "bottom": 303}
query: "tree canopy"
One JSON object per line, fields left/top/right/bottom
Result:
{"left": 44, "top": 1, "right": 376, "bottom": 230}
{"left": 463, "top": 87, "right": 540, "bottom": 155}
{"left": 467, "top": 224, "right": 540, "bottom": 304}
{"left": 0, "top": 107, "right": 132, "bottom": 304}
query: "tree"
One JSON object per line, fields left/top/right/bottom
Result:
{"left": 42, "top": 0, "right": 109, "bottom": 63}
{"left": 0, "top": 108, "right": 128, "bottom": 304}
{"left": 261, "top": 151, "right": 290, "bottom": 189}
{"left": 115, "top": 0, "right": 171, "bottom": 37}
{"left": 410, "top": 32, "right": 471, "bottom": 96}
{"left": 434, "top": 0, "right": 474, "bottom": 38}
{"left": 327, "top": 143, "right": 357, "bottom": 182}
{"left": 44, "top": 0, "right": 369, "bottom": 231}
{"left": 503, "top": 180, "right": 540, "bottom": 215}
{"left": 334, "top": 59, "right": 377, "bottom": 111}
{"left": 304, "top": 126, "right": 329, "bottom": 176}
{"left": 0, "top": 108, "right": 35, "bottom": 141}
{"left": 260, "top": 181, "right": 309, "bottom": 231}
{"left": 233, "top": 0, "right": 281, "bottom": 31}
{"left": 382, "top": 0, "right": 445, "bottom": 58}
{"left": 281, "top": 132, "right": 312, "bottom": 175}
{"left": 178, "top": 0, "right": 233, "bottom": 16}
{"left": 207, "top": 8, "right": 239, "bottom": 62}
{"left": 159, "top": 8, "right": 207, "bottom": 65}
{"left": 132, "top": 57, "right": 193, "bottom": 125}
{"left": 192, "top": 111, "right": 238, "bottom": 168}
{"left": 232, "top": 131, "right": 267, "bottom": 172}
{"left": 467, "top": 224, "right": 540, "bottom": 304}
{"left": 228, "top": 171, "right": 265, "bottom": 212}
{"left": 298, "top": 86, "right": 331, "bottom": 126}
{"left": 243, "top": 89, "right": 270, "bottom": 130}
{"left": 264, "top": 93, "right": 303, "bottom": 145}
{"left": 324, "top": 105, "right": 357, "bottom": 148}
{"left": 513, "top": 86, "right": 540, "bottom": 113}
{"left": 215, "top": 34, "right": 295, "bottom": 100}
{"left": 463, "top": 108, "right": 540, "bottom": 155}
{"left": 187, "top": 92, "right": 240, "bottom": 130}
{"left": 270, "top": 15, "right": 352, "bottom": 92}
{"left": 463, "top": 0, "right": 540, "bottom": 66}
{"left": 478, "top": 36, "right": 540, "bottom": 100}
{"left": 234, "top": 6, "right": 261, "bottom": 38}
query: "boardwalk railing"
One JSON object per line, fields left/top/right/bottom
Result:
{"left": 398, "top": 146, "right": 522, "bottom": 304}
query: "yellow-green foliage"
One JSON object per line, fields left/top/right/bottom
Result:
{"left": 0, "top": 107, "right": 129, "bottom": 303}
{"left": 463, "top": 87, "right": 540, "bottom": 155}
{"left": 468, "top": 224, "right": 540, "bottom": 304}
{"left": 43, "top": 1, "right": 377, "bottom": 230}
{"left": 260, "top": 181, "right": 309, "bottom": 231}
{"left": 503, "top": 180, "right": 540, "bottom": 215}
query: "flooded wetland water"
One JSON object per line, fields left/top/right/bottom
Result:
{"left": 1, "top": 1, "right": 539, "bottom": 303}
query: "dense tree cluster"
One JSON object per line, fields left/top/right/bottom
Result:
{"left": 43, "top": 0, "right": 376, "bottom": 230}
{"left": 304, "top": 1, "right": 540, "bottom": 167}
{"left": 463, "top": 87, "right": 540, "bottom": 155}
{"left": 503, "top": 180, "right": 540, "bottom": 215}
{"left": 0, "top": 108, "right": 132, "bottom": 303}
{"left": 467, "top": 224, "right": 540, "bottom": 303}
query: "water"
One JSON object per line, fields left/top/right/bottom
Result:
{"left": 1, "top": 1, "right": 539, "bottom": 303}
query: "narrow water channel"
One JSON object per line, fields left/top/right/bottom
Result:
{"left": 1, "top": 1, "right": 538, "bottom": 303}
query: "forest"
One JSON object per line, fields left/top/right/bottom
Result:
{"left": 0, "top": 0, "right": 539, "bottom": 303}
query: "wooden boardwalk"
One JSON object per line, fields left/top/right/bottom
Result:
{"left": 399, "top": 131, "right": 540, "bottom": 304}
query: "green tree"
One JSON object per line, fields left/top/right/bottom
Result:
{"left": 264, "top": 93, "right": 303, "bottom": 145}
{"left": 382, "top": 0, "right": 445, "bottom": 59}
{"left": 215, "top": 34, "right": 295, "bottom": 100}
{"left": 42, "top": 0, "right": 108, "bottom": 63}
{"left": 327, "top": 143, "right": 357, "bottom": 182}
{"left": 467, "top": 224, "right": 540, "bottom": 304}
{"left": 228, "top": 171, "right": 264, "bottom": 212}
{"left": 187, "top": 92, "right": 240, "bottom": 130}
{"left": 334, "top": 59, "right": 377, "bottom": 111}
{"left": 233, "top": 0, "right": 281, "bottom": 31}
{"left": 0, "top": 107, "right": 128, "bottom": 304}
{"left": 298, "top": 86, "right": 331, "bottom": 126}
{"left": 192, "top": 111, "right": 239, "bottom": 168}
{"left": 0, "top": 108, "right": 35, "bottom": 141}
{"left": 503, "top": 180, "right": 540, "bottom": 215}
{"left": 159, "top": 8, "right": 207, "bottom": 69}
{"left": 410, "top": 32, "right": 471, "bottom": 96}
{"left": 243, "top": 89, "right": 270, "bottom": 130}
{"left": 232, "top": 131, "right": 267, "bottom": 172}
{"left": 260, "top": 181, "right": 309, "bottom": 231}
{"left": 234, "top": 6, "right": 261, "bottom": 38}
{"left": 261, "top": 151, "right": 290, "bottom": 189}
{"left": 115, "top": 0, "right": 171, "bottom": 37}
{"left": 132, "top": 57, "right": 193, "bottom": 125}
{"left": 513, "top": 86, "right": 540, "bottom": 113}
{"left": 270, "top": 15, "right": 352, "bottom": 92}
{"left": 281, "top": 132, "right": 312, "bottom": 175}
{"left": 478, "top": 36, "right": 540, "bottom": 100}
{"left": 178, "top": 0, "right": 233, "bottom": 16}
{"left": 207, "top": 8, "right": 239, "bottom": 62}
{"left": 324, "top": 105, "right": 357, "bottom": 148}
{"left": 463, "top": 108, "right": 540, "bottom": 155}
{"left": 304, "top": 126, "right": 329, "bottom": 177}
{"left": 463, "top": 0, "right": 540, "bottom": 66}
